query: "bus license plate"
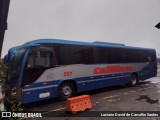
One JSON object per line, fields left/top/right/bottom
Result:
{"left": 39, "top": 92, "right": 50, "bottom": 98}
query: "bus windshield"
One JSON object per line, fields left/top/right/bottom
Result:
{"left": 10, "top": 48, "right": 26, "bottom": 81}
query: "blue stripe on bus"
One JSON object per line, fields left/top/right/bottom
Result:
{"left": 22, "top": 72, "right": 132, "bottom": 104}
{"left": 21, "top": 61, "right": 157, "bottom": 104}
{"left": 22, "top": 73, "right": 132, "bottom": 104}
{"left": 21, "top": 61, "right": 156, "bottom": 90}
{"left": 22, "top": 72, "right": 132, "bottom": 90}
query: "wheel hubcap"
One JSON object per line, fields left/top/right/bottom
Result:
{"left": 62, "top": 86, "right": 71, "bottom": 96}
{"left": 131, "top": 77, "right": 137, "bottom": 85}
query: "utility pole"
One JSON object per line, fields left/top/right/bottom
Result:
{"left": 0, "top": 0, "right": 10, "bottom": 57}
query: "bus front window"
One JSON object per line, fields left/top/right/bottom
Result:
{"left": 10, "top": 48, "right": 26, "bottom": 81}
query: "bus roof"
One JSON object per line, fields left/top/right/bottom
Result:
{"left": 24, "top": 39, "right": 155, "bottom": 51}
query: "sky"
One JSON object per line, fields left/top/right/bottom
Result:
{"left": 2, "top": 0, "right": 160, "bottom": 57}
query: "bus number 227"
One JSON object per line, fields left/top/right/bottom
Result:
{"left": 64, "top": 72, "right": 72, "bottom": 76}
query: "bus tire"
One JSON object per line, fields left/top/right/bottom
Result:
{"left": 58, "top": 82, "right": 75, "bottom": 100}
{"left": 128, "top": 74, "right": 138, "bottom": 86}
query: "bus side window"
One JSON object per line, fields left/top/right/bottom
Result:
{"left": 147, "top": 56, "right": 152, "bottom": 62}
{"left": 26, "top": 51, "right": 37, "bottom": 68}
{"left": 148, "top": 50, "right": 156, "bottom": 62}
{"left": 94, "top": 47, "right": 108, "bottom": 64}
{"left": 40, "top": 51, "right": 57, "bottom": 68}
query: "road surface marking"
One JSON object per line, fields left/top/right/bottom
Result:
{"left": 42, "top": 107, "right": 65, "bottom": 115}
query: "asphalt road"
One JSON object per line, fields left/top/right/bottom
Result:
{"left": 21, "top": 64, "right": 160, "bottom": 120}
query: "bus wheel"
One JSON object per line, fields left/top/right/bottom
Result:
{"left": 129, "top": 74, "right": 138, "bottom": 86}
{"left": 58, "top": 82, "right": 75, "bottom": 100}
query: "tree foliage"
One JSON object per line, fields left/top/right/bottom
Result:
{"left": 0, "top": 59, "right": 8, "bottom": 85}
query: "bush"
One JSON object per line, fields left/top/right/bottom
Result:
{"left": 0, "top": 59, "right": 7, "bottom": 85}
{"left": 0, "top": 59, "right": 7, "bottom": 103}
{"left": 0, "top": 59, "right": 22, "bottom": 120}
